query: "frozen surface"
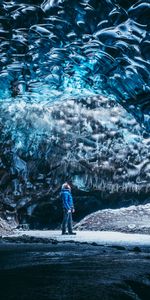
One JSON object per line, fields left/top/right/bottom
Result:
{"left": 7, "top": 230, "right": 150, "bottom": 247}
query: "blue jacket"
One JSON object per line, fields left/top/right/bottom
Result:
{"left": 60, "top": 188, "right": 74, "bottom": 211}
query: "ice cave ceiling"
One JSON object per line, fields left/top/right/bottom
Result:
{"left": 0, "top": 0, "right": 150, "bottom": 126}
{"left": 0, "top": 0, "right": 150, "bottom": 227}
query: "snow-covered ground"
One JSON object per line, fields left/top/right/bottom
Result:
{"left": 75, "top": 204, "right": 150, "bottom": 234}
{"left": 6, "top": 230, "right": 150, "bottom": 248}
{"left": 2, "top": 204, "right": 150, "bottom": 248}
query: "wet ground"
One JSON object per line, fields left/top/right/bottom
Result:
{"left": 0, "top": 240, "right": 150, "bottom": 300}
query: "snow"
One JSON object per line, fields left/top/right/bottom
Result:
{"left": 10, "top": 230, "right": 150, "bottom": 247}
{"left": 74, "top": 203, "right": 150, "bottom": 233}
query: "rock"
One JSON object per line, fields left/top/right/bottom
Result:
{"left": 51, "top": 239, "right": 58, "bottom": 245}
{"left": 2, "top": 234, "right": 53, "bottom": 244}
{"left": 111, "top": 245, "right": 126, "bottom": 251}
{"left": 0, "top": 217, "right": 15, "bottom": 235}
{"left": 132, "top": 247, "right": 142, "bottom": 253}
{"left": 91, "top": 242, "right": 98, "bottom": 246}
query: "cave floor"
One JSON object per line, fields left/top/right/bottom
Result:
{"left": 1, "top": 231, "right": 150, "bottom": 300}
{"left": 2, "top": 230, "right": 150, "bottom": 249}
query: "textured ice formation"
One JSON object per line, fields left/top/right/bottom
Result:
{"left": 0, "top": 0, "right": 150, "bottom": 129}
{"left": 0, "top": 94, "right": 150, "bottom": 227}
{"left": 0, "top": 1, "right": 150, "bottom": 227}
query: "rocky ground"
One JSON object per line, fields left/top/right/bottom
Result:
{"left": 0, "top": 217, "right": 16, "bottom": 236}
{"left": 75, "top": 203, "right": 150, "bottom": 234}
{"left": 0, "top": 238, "right": 150, "bottom": 300}
{"left": 1, "top": 207, "right": 150, "bottom": 300}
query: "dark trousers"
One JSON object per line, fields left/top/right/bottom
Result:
{"left": 62, "top": 209, "right": 73, "bottom": 233}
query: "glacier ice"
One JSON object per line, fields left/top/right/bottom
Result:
{"left": 0, "top": 0, "right": 150, "bottom": 226}
{"left": 0, "top": 0, "right": 150, "bottom": 129}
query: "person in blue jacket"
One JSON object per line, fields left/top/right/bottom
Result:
{"left": 60, "top": 182, "right": 76, "bottom": 235}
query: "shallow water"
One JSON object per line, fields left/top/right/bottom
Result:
{"left": 0, "top": 242, "right": 150, "bottom": 300}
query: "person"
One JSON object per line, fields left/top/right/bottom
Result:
{"left": 60, "top": 182, "right": 76, "bottom": 235}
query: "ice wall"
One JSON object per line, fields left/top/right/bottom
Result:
{"left": 0, "top": 0, "right": 150, "bottom": 227}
